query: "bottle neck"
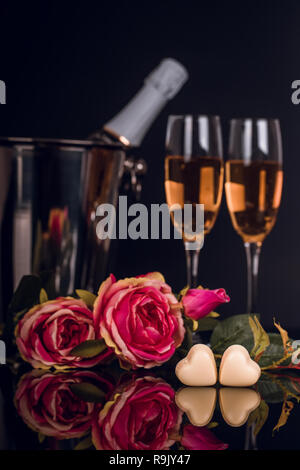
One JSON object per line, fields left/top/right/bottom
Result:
{"left": 103, "top": 83, "right": 168, "bottom": 147}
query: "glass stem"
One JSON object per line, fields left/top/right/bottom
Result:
{"left": 244, "top": 242, "right": 261, "bottom": 314}
{"left": 185, "top": 243, "right": 200, "bottom": 288}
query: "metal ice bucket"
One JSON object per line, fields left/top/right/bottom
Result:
{"left": 0, "top": 137, "right": 126, "bottom": 317}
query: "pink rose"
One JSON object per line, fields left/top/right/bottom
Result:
{"left": 15, "top": 297, "right": 112, "bottom": 369}
{"left": 15, "top": 370, "right": 114, "bottom": 440}
{"left": 92, "top": 376, "right": 182, "bottom": 450}
{"left": 182, "top": 288, "right": 230, "bottom": 320}
{"left": 181, "top": 425, "right": 228, "bottom": 450}
{"left": 93, "top": 272, "right": 185, "bottom": 369}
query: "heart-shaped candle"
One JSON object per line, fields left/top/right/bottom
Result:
{"left": 219, "top": 345, "right": 261, "bottom": 387}
{"left": 175, "top": 344, "right": 217, "bottom": 386}
{"left": 175, "top": 387, "right": 217, "bottom": 426}
{"left": 219, "top": 388, "right": 261, "bottom": 427}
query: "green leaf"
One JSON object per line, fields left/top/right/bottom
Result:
{"left": 258, "top": 372, "right": 300, "bottom": 405}
{"left": 39, "top": 271, "right": 56, "bottom": 300}
{"left": 8, "top": 275, "right": 42, "bottom": 315}
{"left": 209, "top": 314, "right": 292, "bottom": 370}
{"left": 197, "top": 317, "right": 219, "bottom": 332}
{"left": 74, "top": 435, "right": 93, "bottom": 450}
{"left": 210, "top": 314, "right": 256, "bottom": 355}
{"left": 247, "top": 400, "right": 269, "bottom": 436}
{"left": 273, "top": 400, "right": 294, "bottom": 434}
{"left": 13, "top": 308, "right": 29, "bottom": 323}
{"left": 258, "top": 333, "right": 288, "bottom": 368}
{"left": 39, "top": 288, "right": 48, "bottom": 304}
{"left": 70, "top": 339, "right": 107, "bottom": 358}
{"left": 249, "top": 316, "right": 270, "bottom": 360}
{"left": 257, "top": 373, "right": 285, "bottom": 403}
{"left": 38, "top": 432, "right": 46, "bottom": 444}
{"left": 76, "top": 289, "right": 97, "bottom": 308}
{"left": 273, "top": 320, "right": 291, "bottom": 354}
{"left": 207, "top": 311, "right": 219, "bottom": 318}
{"left": 207, "top": 421, "right": 219, "bottom": 429}
{"left": 178, "top": 285, "right": 189, "bottom": 300}
{"left": 181, "top": 323, "right": 193, "bottom": 352}
{"left": 70, "top": 383, "right": 106, "bottom": 403}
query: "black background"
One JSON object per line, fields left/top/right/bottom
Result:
{"left": 0, "top": 0, "right": 299, "bottom": 330}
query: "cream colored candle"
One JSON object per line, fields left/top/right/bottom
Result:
{"left": 219, "top": 345, "right": 261, "bottom": 387}
{"left": 219, "top": 388, "right": 261, "bottom": 427}
{"left": 175, "top": 344, "right": 217, "bottom": 386}
{"left": 176, "top": 344, "right": 261, "bottom": 387}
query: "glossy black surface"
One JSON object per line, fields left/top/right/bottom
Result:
{"left": 1, "top": 361, "right": 300, "bottom": 451}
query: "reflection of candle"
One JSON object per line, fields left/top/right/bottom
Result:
{"left": 219, "top": 388, "right": 261, "bottom": 427}
{"left": 175, "top": 387, "right": 217, "bottom": 427}
{"left": 175, "top": 386, "right": 261, "bottom": 428}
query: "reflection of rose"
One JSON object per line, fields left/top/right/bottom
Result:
{"left": 181, "top": 425, "right": 228, "bottom": 450}
{"left": 16, "top": 297, "right": 112, "bottom": 369}
{"left": 48, "top": 207, "right": 68, "bottom": 248}
{"left": 92, "top": 376, "right": 182, "bottom": 450}
{"left": 93, "top": 272, "right": 185, "bottom": 369}
{"left": 15, "top": 370, "right": 114, "bottom": 439}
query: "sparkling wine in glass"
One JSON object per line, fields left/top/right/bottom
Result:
{"left": 165, "top": 115, "right": 224, "bottom": 287}
{"left": 225, "top": 118, "right": 283, "bottom": 313}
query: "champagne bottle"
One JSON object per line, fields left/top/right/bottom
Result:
{"left": 91, "top": 58, "right": 188, "bottom": 147}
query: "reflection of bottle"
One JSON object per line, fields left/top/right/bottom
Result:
{"left": 91, "top": 58, "right": 189, "bottom": 147}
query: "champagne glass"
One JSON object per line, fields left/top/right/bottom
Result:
{"left": 165, "top": 115, "right": 224, "bottom": 287}
{"left": 225, "top": 118, "right": 283, "bottom": 314}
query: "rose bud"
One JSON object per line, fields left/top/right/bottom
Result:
{"left": 181, "top": 425, "right": 228, "bottom": 450}
{"left": 182, "top": 288, "right": 230, "bottom": 320}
